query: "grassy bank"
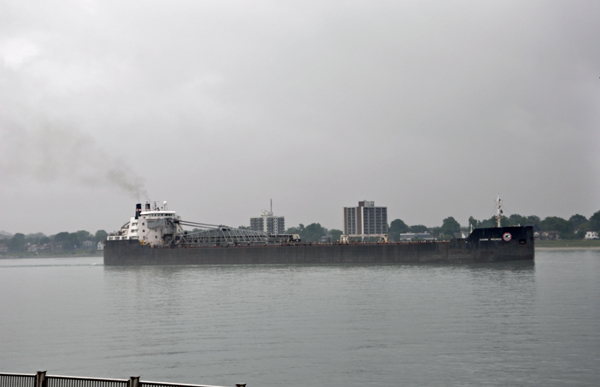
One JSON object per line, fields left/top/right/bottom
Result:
{"left": 535, "top": 239, "right": 600, "bottom": 249}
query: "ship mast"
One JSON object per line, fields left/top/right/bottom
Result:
{"left": 495, "top": 194, "right": 503, "bottom": 227}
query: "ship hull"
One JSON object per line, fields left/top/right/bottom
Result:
{"left": 104, "top": 226, "right": 534, "bottom": 266}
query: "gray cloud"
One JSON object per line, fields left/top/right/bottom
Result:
{"left": 1, "top": 0, "right": 599, "bottom": 234}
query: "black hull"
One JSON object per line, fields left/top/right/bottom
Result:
{"left": 104, "top": 226, "right": 534, "bottom": 266}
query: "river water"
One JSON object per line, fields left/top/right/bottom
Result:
{"left": 1, "top": 250, "right": 599, "bottom": 387}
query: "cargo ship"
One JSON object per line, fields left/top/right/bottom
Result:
{"left": 103, "top": 199, "right": 534, "bottom": 266}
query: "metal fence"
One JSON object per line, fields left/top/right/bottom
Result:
{"left": 0, "top": 372, "right": 243, "bottom": 387}
{"left": 0, "top": 373, "right": 34, "bottom": 387}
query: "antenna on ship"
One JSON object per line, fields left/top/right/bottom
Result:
{"left": 495, "top": 194, "right": 503, "bottom": 228}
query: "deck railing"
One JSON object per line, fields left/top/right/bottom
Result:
{"left": 0, "top": 372, "right": 244, "bottom": 387}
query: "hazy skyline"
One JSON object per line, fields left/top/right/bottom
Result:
{"left": 1, "top": 1, "right": 599, "bottom": 235}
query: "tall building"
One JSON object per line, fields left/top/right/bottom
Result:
{"left": 250, "top": 200, "right": 285, "bottom": 235}
{"left": 343, "top": 200, "right": 388, "bottom": 236}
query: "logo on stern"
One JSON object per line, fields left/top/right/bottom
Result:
{"left": 502, "top": 232, "right": 512, "bottom": 242}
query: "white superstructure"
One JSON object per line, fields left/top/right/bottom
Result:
{"left": 108, "top": 201, "right": 183, "bottom": 246}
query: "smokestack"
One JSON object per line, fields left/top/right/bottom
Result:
{"left": 270, "top": 199, "right": 272, "bottom": 213}
{"left": 135, "top": 203, "right": 142, "bottom": 219}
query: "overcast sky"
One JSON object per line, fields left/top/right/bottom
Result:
{"left": 1, "top": 0, "right": 599, "bottom": 235}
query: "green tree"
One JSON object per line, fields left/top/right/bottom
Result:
{"left": 328, "top": 229, "right": 343, "bottom": 242}
{"left": 54, "top": 232, "right": 80, "bottom": 250}
{"left": 478, "top": 217, "right": 496, "bottom": 228}
{"left": 468, "top": 216, "right": 478, "bottom": 229}
{"left": 388, "top": 219, "right": 409, "bottom": 241}
{"left": 286, "top": 224, "right": 304, "bottom": 235}
{"left": 569, "top": 214, "right": 587, "bottom": 230}
{"left": 24, "top": 233, "right": 46, "bottom": 245}
{"left": 300, "top": 223, "right": 327, "bottom": 242}
{"left": 440, "top": 217, "right": 461, "bottom": 238}
{"left": 409, "top": 225, "right": 428, "bottom": 233}
{"left": 525, "top": 215, "right": 541, "bottom": 227}
{"left": 588, "top": 211, "right": 600, "bottom": 232}
{"left": 95, "top": 230, "right": 109, "bottom": 243}
{"left": 430, "top": 227, "right": 442, "bottom": 240}
{"left": 466, "top": 214, "right": 542, "bottom": 229}
{"left": 482, "top": 215, "right": 511, "bottom": 227}
{"left": 508, "top": 214, "right": 529, "bottom": 226}
{"left": 76, "top": 230, "right": 92, "bottom": 242}
{"left": 540, "top": 216, "right": 573, "bottom": 239}
{"left": 8, "top": 233, "right": 26, "bottom": 252}
{"left": 54, "top": 232, "right": 70, "bottom": 242}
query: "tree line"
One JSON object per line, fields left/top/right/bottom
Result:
{"left": 3, "top": 209, "right": 599, "bottom": 252}
{"left": 285, "top": 223, "right": 343, "bottom": 243}
{"left": 468, "top": 211, "right": 600, "bottom": 240}
{"left": 284, "top": 210, "right": 600, "bottom": 243}
{"left": 0, "top": 230, "right": 108, "bottom": 253}
{"left": 387, "top": 210, "right": 600, "bottom": 241}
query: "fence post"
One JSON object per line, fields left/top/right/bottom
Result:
{"left": 128, "top": 376, "right": 140, "bottom": 387}
{"left": 35, "top": 371, "right": 47, "bottom": 387}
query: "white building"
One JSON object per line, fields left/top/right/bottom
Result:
{"left": 250, "top": 200, "right": 285, "bottom": 235}
{"left": 585, "top": 231, "right": 599, "bottom": 240}
{"left": 343, "top": 200, "right": 388, "bottom": 237}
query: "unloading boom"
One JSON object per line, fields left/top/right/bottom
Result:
{"left": 165, "top": 226, "right": 299, "bottom": 247}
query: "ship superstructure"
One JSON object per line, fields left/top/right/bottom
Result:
{"left": 108, "top": 201, "right": 183, "bottom": 246}
{"left": 108, "top": 202, "right": 299, "bottom": 248}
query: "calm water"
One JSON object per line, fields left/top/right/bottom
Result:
{"left": 1, "top": 250, "right": 599, "bottom": 387}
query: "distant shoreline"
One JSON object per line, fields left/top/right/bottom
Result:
{"left": 536, "top": 246, "right": 600, "bottom": 251}
{"left": 0, "top": 251, "right": 103, "bottom": 259}
{"left": 534, "top": 240, "right": 600, "bottom": 250}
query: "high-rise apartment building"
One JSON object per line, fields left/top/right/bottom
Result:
{"left": 343, "top": 200, "right": 388, "bottom": 236}
{"left": 250, "top": 200, "right": 285, "bottom": 235}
